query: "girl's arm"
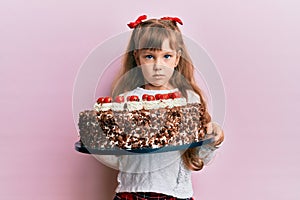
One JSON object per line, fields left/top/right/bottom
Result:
{"left": 94, "top": 155, "right": 120, "bottom": 169}
{"left": 198, "top": 122, "right": 224, "bottom": 165}
{"left": 207, "top": 122, "right": 224, "bottom": 147}
{"left": 197, "top": 144, "right": 218, "bottom": 165}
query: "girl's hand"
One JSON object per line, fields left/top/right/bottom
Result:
{"left": 207, "top": 122, "right": 224, "bottom": 147}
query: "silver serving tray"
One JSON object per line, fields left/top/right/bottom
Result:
{"left": 75, "top": 136, "right": 215, "bottom": 155}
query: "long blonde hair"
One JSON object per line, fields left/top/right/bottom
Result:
{"left": 112, "top": 18, "right": 211, "bottom": 171}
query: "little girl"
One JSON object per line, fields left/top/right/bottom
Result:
{"left": 98, "top": 15, "right": 224, "bottom": 200}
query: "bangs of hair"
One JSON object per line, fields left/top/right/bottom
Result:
{"left": 134, "top": 27, "right": 178, "bottom": 51}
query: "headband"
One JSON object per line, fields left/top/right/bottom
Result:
{"left": 127, "top": 15, "right": 183, "bottom": 29}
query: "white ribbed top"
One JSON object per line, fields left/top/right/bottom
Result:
{"left": 95, "top": 87, "right": 217, "bottom": 199}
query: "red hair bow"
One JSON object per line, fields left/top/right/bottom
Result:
{"left": 127, "top": 15, "right": 147, "bottom": 29}
{"left": 161, "top": 16, "right": 183, "bottom": 25}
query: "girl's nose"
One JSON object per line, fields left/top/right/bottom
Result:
{"left": 153, "top": 59, "right": 163, "bottom": 70}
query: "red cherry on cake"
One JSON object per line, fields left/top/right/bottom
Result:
{"left": 147, "top": 95, "right": 155, "bottom": 101}
{"left": 168, "top": 93, "right": 175, "bottom": 99}
{"left": 155, "top": 94, "right": 162, "bottom": 100}
{"left": 103, "top": 96, "right": 112, "bottom": 103}
{"left": 170, "top": 91, "right": 181, "bottom": 99}
{"left": 174, "top": 91, "right": 181, "bottom": 98}
{"left": 161, "top": 94, "right": 169, "bottom": 100}
{"left": 142, "top": 94, "right": 149, "bottom": 101}
{"left": 97, "top": 97, "right": 105, "bottom": 104}
{"left": 115, "top": 96, "right": 124, "bottom": 103}
{"left": 129, "top": 95, "right": 139, "bottom": 101}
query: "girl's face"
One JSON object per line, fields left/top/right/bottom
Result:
{"left": 134, "top": 39, "right": 181, "bottom": 90}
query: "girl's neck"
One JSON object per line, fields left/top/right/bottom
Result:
{"left": 143, "top": 83, "right": 175, "bottom": 91}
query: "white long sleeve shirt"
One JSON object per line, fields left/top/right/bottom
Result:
{"left": 95, "top": 87, "right": 217, "bottom": 199}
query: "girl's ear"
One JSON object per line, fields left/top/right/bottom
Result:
{"left": 175, "top": 50, "right": 182, "bottom": 67}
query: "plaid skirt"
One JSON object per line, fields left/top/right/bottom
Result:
{"left": 113, "top": 192, "right": 194, "bottom": 200}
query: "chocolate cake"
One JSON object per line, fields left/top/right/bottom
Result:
{"left": 78, "top": 92, "right": 208, "bottom": 150}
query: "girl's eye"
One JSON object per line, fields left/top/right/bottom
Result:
{"left": 145, "top": 55, "right": 153, "bottom": 59}
{"left": 164, "top": 54, "right": 172, "bottom": 59}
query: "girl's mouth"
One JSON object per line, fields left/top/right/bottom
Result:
{"left": 153, "top": 74, "right": 165, "bottom": 79}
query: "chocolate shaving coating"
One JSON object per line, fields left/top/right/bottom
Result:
{"left": 78, "top": 103, "right": 208, "bottom": 149}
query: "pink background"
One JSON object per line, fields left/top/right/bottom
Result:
{"left": 1, "top": 0, "right": 300, "bottom": 199}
